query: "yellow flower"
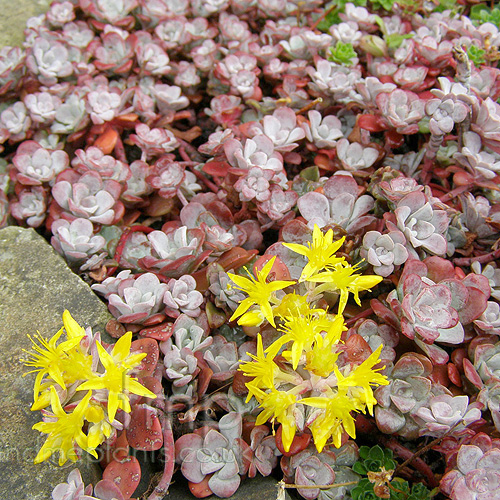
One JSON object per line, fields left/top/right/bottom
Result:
{"left": 334, "top": 344, "right": 389, "bottom": 415}
{"left": 308, "top": 262, "right": 383, "bottom": 314}
{"left": 239, "top": 334, "right": 281, "bottom": 400}
{"left": 251, "top": 385, "right": 298, "bottom": 452}
{"left": 77, "top": 332, "right": 156, "bottom": 421}
{"left": 85, "top": 403, "right": 113, "bottom": 450}
{"left": 22, "top": 328, "right": 84, "bottom": 399}
{"left": 305, "top": 314, "right": 345, "bottom": 377}
{"left": 283, "top": 225, "right": 346, "bottom": 281}
{"left": 273, "top": 292, "right": 324, "bottom": 319}
{"left": 62, "top": 310, "right": 87, "bottom": 339}
{"left": 33, "top": 387, "right": 95, "bottom": 465}
{"left": 301, "top": 391, "right": 359, "bottom": 452}
{"left": 278, "top": 311, "right": 332, "bottom": 369}
{"left": 228, "top": 257, "right": 295, "bottom": 327}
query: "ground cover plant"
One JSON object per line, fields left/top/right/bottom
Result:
{"left": 7, "top": 0, "right": 500, "bottom": 498}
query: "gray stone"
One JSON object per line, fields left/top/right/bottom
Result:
{"left": 165, "top": 474, "right": 292, "bottom": 500}
{"left": 0, "top": 0, "right": 51, "bottom": 47}
{"left": 0, "top": 226, "right": 113, "bottom": 500}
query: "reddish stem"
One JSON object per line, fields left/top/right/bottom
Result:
{"left": 453, "top": 247, "right": 500, "bottom": 266}
{"left": 178, "top": 146, "right": 192, "bottom": 163}
{"left": 147, "top": 412, "right": 175, "bottom": 500}
{"left": 383, "top": 438, "right": 439, "bottom": 488}
{"left": 113, "top": 133, "right": 128, "bottom": 163}
{"left": 188, "top": 166, "right": 220, "bottom": 194}
{"left": 345, "top": 307, "right": 374, "bottom": 327}
{"left": 438, "top": 184, "right": 470, "bottom": 202}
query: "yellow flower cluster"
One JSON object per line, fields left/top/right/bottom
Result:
{"left": 23, "top": 311, "right": 155, "bottom": 465}
{"left": 232, "top": 225, "right": 388, "bottom": 453}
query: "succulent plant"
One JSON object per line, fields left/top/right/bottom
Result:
{"left": 203, "top": 335, "right": 252, "bottom": 382}
{"left": 383, "top": 257, "right": 490, "bottom": 363}
{"left": 454, "top": 132, "right": 500, "bottom": 180}
{"left": 141, "top": 226, "right": 207, "bottom": 278}
{"left": 208, "top": 268, "right": 247, "bottom": 311}
{"left": 10, "top": 186, "right": 47, "bottom": 228}
{"left": 224, "top": 135, "right": 284, "bottom": 172}
{"left": 360, "top": 230, "right": 408, "bottom": 277}
{"left": 283, "top": 446, "right": 336, "bottom": 500}
{"left": 51, "top": 218, "right": 106, "bottom": 265}
{"left": 374, "top": 353, "right": 435, "bottom": 438}
{"left": 394, "top": 191, "right": 449, "bottom": 256}
{"left": 297, "top": 172, "right": 375, "bottom": 232}
{"left": 161, "top": 340, "right": 199, "bottom": 387}
{"left": 173, "top": 313, "right": 212, "bottom": 352}
{"left": 175, "top": 412, "right": 250, "bottom": 498}
{"left": 376, "top": 89, "right": 425, "bottom": 134}
{"left": 474, "top": 301, "right": 500, "bottom": 336}
{"left": 440, "top": 444, "right": 500, "bottom": 500}
{"left": 163, "top": 275, "right": 204, "bottom": 318}
{"left": 51, "top": 170, "right": 124, "bottom": 225}
{"left": 250, "top": 106, "right": 305, "bottom": 152}
{"left": 347, "top": 319, "right": 399, "bottom": 367}
{"left": 301, "top": 110, "right": 343, "bottom": 149}
{"left": 414, "top": 394, "right": 483, "bottom": 438}
{"left": 247, "top": 424, "right": 281, "bottom": 478}
{"left": 13, "top": 141, "right": 69, "bottom": 185}
{"left": 94, "top": 272, "right": 168, "bottom": 325}
{"left": 51, "top": 469, "right": 93, "bottom": 500}
{"left": 336, "top": 139, "right": 379, "bottom": 171}
{"left": 282, "top": 443, "right": 360, "bottom": 500}
{"left": 72, "top": 147, "right": 131, "bottom": 183}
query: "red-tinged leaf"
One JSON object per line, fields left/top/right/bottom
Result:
{"left": 94, "top": 480, "right": 125, "bottom": 500}
{"left": 448, "top": 363, "right": 462, "bottom": 387}
{"left": 103, "top": 456, "right": 141, "bottom": 500}
{"left": 370, "top": 299, "right": 400, "bottom": 330}
{"left": 100, "top": 430, "right": 130, "bottom": 469}
{"left": 126, "top": 405, "right": 163, "bottom": 451}
{"left": 463, "top": 358, "right": 483, "bottom": 389}
{"left": 430, "top": 364, "right": 449, "bottom": 386}
{"left": 195, "top": 351, "right": 213, "bottom": 397}
{"left": 130, "top": 338, "right": 159, "bottom": 377}
{"left": 275, "top": 426, "right": 311, "bottom": 456}
{"left": 344, "top": 334, "right": 372, "bottom": 364}
{"left": 358, "top": 114, "right": 388, "bottom": 132}
{"left": 94, "top": 126, "right": 118, "bottom": 155}
{"left": 203, "top": 160, "right": 230, "bottom": 176}
{"left": 189, "top": 475, "right": 213, "bottom": 498}
{"left": 140, "top": 376, "right": 163, "bottom": 396}
{"left": 232, "top": 370, "right": 251, "bottom": 396}
{"left": 384, "top": 129, "right": 404, "bottom": 148}
{"left": 253, "top": 255, "right": 291, "bottom": 281}
{"left": 139, "top": 322, "right": 174, "bottom": 341}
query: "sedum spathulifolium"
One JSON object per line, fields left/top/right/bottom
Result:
{"left": 233, "top": 224, "right": 388, "bottom": 453}
{"left": 22, "top": 310, "right": 155, "bottom": 465}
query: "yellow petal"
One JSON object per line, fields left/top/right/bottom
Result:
{"left": 107, "top": 391, "right": 119, "bottom": 422}
{"left": 62, "top": 310, "right": 86, "bottom": 339}
{"left": 126, "top": 378, "right": 157, "bottom": 398}
{"left": 112, "top": 331, "right": 132, "bottom": 362}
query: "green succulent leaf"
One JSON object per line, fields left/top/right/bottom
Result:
{"left": 470, "top": 5, "right": 500, "bottom": 27}
{"left": 368, "top": 444, "right": 385, "bottom": 461}
{"left": 328, "top": 41, "right": 358, "bottom": 66}
{"left": 386, "top": 33, "right": 413, "bottom": 49}
{"left": 300, "top": 165, "right": 320, "bottom": 182}
{"left": 352, "top": 461, "right": 368, "bottom": 475}
{"left": 467, "top": 45, "right": 486, "bottom": 67}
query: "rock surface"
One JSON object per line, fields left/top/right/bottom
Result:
{"left": 0, "top": 226, "right": 112, "bottom": 500}
{"left": 0, "top": 0, "right": 50, "bottom": 47}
